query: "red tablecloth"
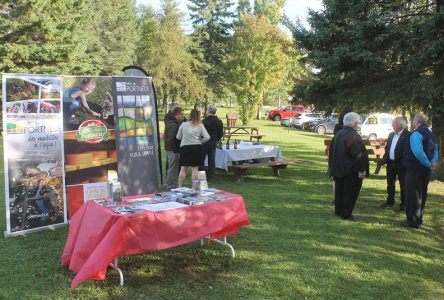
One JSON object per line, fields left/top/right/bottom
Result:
{"left": 61, "top": 192, "right": 250, "bottom": 288}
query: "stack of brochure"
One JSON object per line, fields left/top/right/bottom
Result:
{"left": 94, "top": 187, "right": 230, "bottom": 213}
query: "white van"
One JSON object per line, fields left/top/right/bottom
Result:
{"left": 360, "top": 113, "right": 396, "bottom": 140}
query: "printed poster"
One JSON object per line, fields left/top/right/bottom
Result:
{"left": 2, "top": 74, "right": 66, "bottom": 236}
{"left": 113, "top": 77, "right": 160, "bottom": 196}
{"left": 62, "top": 76, "right": 117, "bottom": 218}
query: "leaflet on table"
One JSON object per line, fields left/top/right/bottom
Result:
{"left": 135, "top": 201, "right": 187, "bottom": 211}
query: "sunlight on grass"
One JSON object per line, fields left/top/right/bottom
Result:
{"left": 0, "top": 118, "right": 443, "bottom": 299}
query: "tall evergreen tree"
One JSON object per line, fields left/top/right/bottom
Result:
{"left": 291, "top": 0, "right": 444, "bottom": 178}
{"left": 188, "top": 0, "right": 235, "bottom": 103}
{"left": 90, "top": 0, "right": 138, "bottom": 75}
{"left": 0, "top": 0, "right": 98, "bottom": 74}
{"left": 136, "top": 0, "right": 206, "bottom": 111}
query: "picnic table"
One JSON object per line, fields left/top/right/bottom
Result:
{"left": 223, "top": 126, "right": 264, "bottom": 142}
{"left": 206, "top": 142, "right": 291, "bottom": 182}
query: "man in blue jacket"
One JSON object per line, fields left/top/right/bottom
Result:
{"left": 402, "top": 114, "right": 439, "bottom": 228}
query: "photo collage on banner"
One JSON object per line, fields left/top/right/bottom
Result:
{"left": 113, "top": 77, "right": 159, "bottom": 196}
{"left": 63, "top": 76, "right": 117, "bottom": 218}
{"left": 2, "top": 74, "right": 67, "bottom": 236}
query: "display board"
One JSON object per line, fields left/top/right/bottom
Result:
{"left": 2, "top": 73, "right": 161, "bottom": 236}
{"left": 62, "top": 76, "right": 117, "bottom": 218}
{"left": 112, "top": 77, "right": 160, "bottom": 195}
{"left": 2, "top": 74, "right": 67, "bottom": 237}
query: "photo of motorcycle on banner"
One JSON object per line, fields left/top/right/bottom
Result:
{"left": 63, "top": 76, "right": 118, "bottom": 218}
{"left": 2, "top": 74, "right": 67, "bottom": 237}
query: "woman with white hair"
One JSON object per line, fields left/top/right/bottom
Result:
{"left": 328, "top": 112, "right": 369, "bottom": 220}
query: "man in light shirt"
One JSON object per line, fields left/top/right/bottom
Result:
{"left": 380, "top": 117, "right": 410, "bottom": 210}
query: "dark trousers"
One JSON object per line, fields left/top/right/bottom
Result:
{"left": 334, "top": 173, "right": 363, "bottom": 219}
{"left": 404, "top": 168, "right": 431, "bottom": 227}
{"left": 386, "top": 161, "right": 406, "bottom": 206}
{"left": 202, "top": 146, "right": 216, "bottom": 181}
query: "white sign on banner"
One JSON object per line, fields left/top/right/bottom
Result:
{"left": 2, "top": 74, "right": 67, "bottom": 237}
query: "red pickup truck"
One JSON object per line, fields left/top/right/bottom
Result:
{"left": 268, "top": 105, "right": 306, "bottom": 121}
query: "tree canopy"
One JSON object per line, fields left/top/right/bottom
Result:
{"left": 291, "top": 0, "right": 444, "bottom": 177}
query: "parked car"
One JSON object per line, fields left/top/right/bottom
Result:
{"left": 280, "top": 117, "right": 295, "bottom": 127}
{"left": 268, "top": 105, "right": 306, "bottom": 121}
{"left": 291, "top": 112, "right": 323, "bottom": 129}
{"left": 360, "top": 113, "right": 396, "bottom": 140}
{"left": 304, "top": 114, "right": 338, "bottom": 131}
{"left": 313, "top": 116, "right": 339, "bottom": 134}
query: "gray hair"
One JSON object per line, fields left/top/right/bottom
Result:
{"left": 207, "top": 104, "right": 217, "bottom": 114}
{"left": 343, "top": 112, "right": 361, "bottom": 127}
{"left": 394, "top": 117, "right": 407, "bottom": 129}
{"left": 414, "top": 114, "right": 428, "bottom": 126}
{"left": 169, "top": 102, "right": 178, "bottom": 111}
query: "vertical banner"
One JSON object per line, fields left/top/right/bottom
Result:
{"left": 62, "top": 76, "right": 117, "bottom": 218}
{"left": 2, "top": 74, "right": 67, "bottom": 237}
{"left": 113, "top": 77, "right": 160, "bottom": 195}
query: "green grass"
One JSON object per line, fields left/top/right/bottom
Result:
{"left": 0, "top": 117, "right": 443, "bottom": 299}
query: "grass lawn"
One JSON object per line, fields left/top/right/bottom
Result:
{"left": 0, "top": 116, "right": 443, "bottom": 299}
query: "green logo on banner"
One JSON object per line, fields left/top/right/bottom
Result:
{"left": 76, "top": 120, "right": 109, "bottom": 143}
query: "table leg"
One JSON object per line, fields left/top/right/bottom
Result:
{"left": 202, "top": 235, "right": 236, "bottom": 258}
{"left": 109, "top": 258, "right": 124, "bottom": 286}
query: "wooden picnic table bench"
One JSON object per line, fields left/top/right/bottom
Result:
{"left": 228, "top": 159, "right": 291, "bottom": 182}
{"left": 324, "top": 139, "right": 387, "bottom": 174}
{"left": 223, "top": 126, "right": 265, "bottom": 142}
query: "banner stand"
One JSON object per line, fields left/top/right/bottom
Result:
{"left": 4, "top": 223, "right": 67, "bottom": 238}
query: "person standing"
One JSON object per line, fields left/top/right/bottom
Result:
{"left": 176, "top": 109, "right": 210, "bottom": 187}
{"left": 164, "top": 106, "right": 184, "bottom": 190}
{"left": 328, "top": 112, "right": 369, "bottom": 220}
{"left": 402, "top": 114, "right": 439, "bottom": 229}
{"left": 202, "top": 105, "right": 224, "bottom": 181}
{"left": 380, "top": 117, "right": 410, "bottom": 210}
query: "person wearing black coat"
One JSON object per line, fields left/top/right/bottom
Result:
{"left": 380, "top": 117, "right": 410, "bottom": 210}
{"left": 328, "top": 112, "right": 369, "bottom": 221}
{"left": 202, "top": 105, "right": 224, "bottom": 181}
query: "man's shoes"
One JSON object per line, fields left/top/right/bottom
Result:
{"left": 400, "top": 220, "right": 419, "bottom": 229}
{"left": 343, "top": 215, "right": 356, "bottom": 221}
{"left": 380, "top": 202, "right": 394, "bottom": 208}
{"left": 398, "top": 204, "right": 405, "bottom": 212}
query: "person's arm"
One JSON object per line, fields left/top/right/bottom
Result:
{"left": 71, "top": 90, "right": 101, "bottom": 117}
{"left": 201, "top": 124, "right": 210, "bottom": 143}
{"left": 349, "top": 136, "right": 367, "bottom": 176}
{"left": 217, "top": 120, "right": 224, "bottom": 141}
{"left": 176, "top": 124, "right": 183, "bottom": 140}
{"left": 410, "top": 132, "right": 432, "bottom": 169}
{"left": 431, "top": 144, "right": 439, "bottom": 164}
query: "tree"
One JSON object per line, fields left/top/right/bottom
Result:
{"left": 0, "top": 0, "right": 98, "bottom": 75}
{"left": 227, "top": 14, "right": 290, "bottom": 124}
{"left": 136, "top": 0, "right": 206, "bottom": 112}
{"left": 188, "top": 0, "right": 235, "bottom": 105}
{"left": 291, "top": 0, "right": 444, "bottom": 178}
{"left": 254, "top": 0, "right": 286, "bottom": 25}
{"left": 90, "top": 0, "right": 138, "bottom": 75}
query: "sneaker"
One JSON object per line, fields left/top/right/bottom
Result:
{"left": 380, "top": 202, "right": 394, "bottom": 208}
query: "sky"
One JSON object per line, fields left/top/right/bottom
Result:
{"left": 135, "top": 0, "right": 323, "bottom": 30}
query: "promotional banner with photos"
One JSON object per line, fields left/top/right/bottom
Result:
{"left": 2, "top": 74, "right": 67, "bottom": 236}
{"left": 113, "top": 77, "right": 160, "bottom": 196}
{"left": 62, "top": 76, "right": 117, "bottom": 218}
